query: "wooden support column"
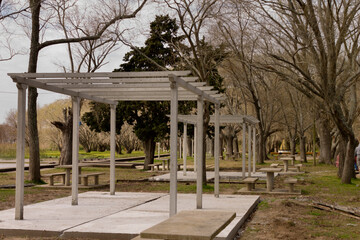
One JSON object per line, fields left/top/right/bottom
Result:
{"left": 183, "top": 122, "right": 188, "bottom": 176}
{"left": 242, "top": 122, "right": 246, "bottom": 177}
{"left": 192, "top": 139, "right": 194, "bottom": 157}
{"left": 179, "top": 137, "right": 182, "bottom": 159}
{"left": 15, "top": 83, "right": 27, "bottom": 220}
{"left": 110, "top": 104, "right": 116, "bottom": 195}
{"left": 194, "top": 125, "right": 197, "bottom": 172}
{"left": 72, "top": 96, "right": 80, "bottom": 205}
{"left": 214, "top": 104, "right": 220, "bottom": 197}
{"left": 196, "top": 96, "right": 204, "bottom": 209}
{"left": 253, "top": 126, "right": 256, "bottom": 173}
{"left": 169, "top": 80, "right": 178, "bottom": 217}
{"left": 248, "top": 125, "right": 252, "bottom": 177}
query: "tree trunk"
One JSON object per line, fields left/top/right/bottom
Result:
{"left": 258, "top": 131, "right": 266, "bottom": 164}
{"left": 143, "top": 137, "right": 155, "bottom": 170}
{"left": 51, "top": 108, "right": 73, "bottom": 165}
{"left": 234, "top": 137, "right": 239, "bottom": 155}
{"left": 225, "top": 135, "right": 234, "bottom": 160}
{"left": 299, "top": 135, "right": 307, "bottom": 163}
{"left": 202, "top": 102, "right": 211, "bottom": 185}
{"left": 336, "top": 136, "right": 346, "bottom": 178}
{"left": 342, "top": 136, "right": 356, "bottom": 182}
{"left": 187, "top": 138, "right": 192, "bottom": 157}
{"left": 219, "top": 132, "right": 224, "bottom": 159}
{"left": 59, "top": 126, "right": 72, "bottom": 165}
{"left": 317, "top": 118, "right": 332, "bottom": 164}
{"left": 27, "top": 0, "right": 42, "bottom": 182}
{"left": 290, "top": 135, "right": 296, "bottom": 155}
{"left": 210, "top": 138, "right": 214, "bottom": 157}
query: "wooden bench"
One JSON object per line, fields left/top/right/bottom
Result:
{"left": 270, "top": 163, "right": 279, "bottom": 168}
{"left": 242, "top": 177, "right": 258, "bottom": 191}
{"left": 284, "top": 178, "right": 298, "bottom": 192}
{"left": 42, "top": 172, "right": 66, "bottom": 186}
{"left": 148, "top": 163, "right": 161, "bottom": 171}
{"left": 79, "top": 172, "right": 105, "bottom": 186}
{"left": 294, "top": 164, "right": 303, "bottom": 172}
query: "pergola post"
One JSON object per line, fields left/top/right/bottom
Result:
{"left": 194, "top": 125, "right": 197, "bottom": 172}
{"left": 253, "top": 126, "right": 256, "bottom": 173}
{"left": 71, "top": 96, "right": 80, "bottom": 205}
{"left": 242, "top": 122, "right": 246, "bottom": 178}
{"left": 179, "top": 136, "right": 182, "bottom": 159}
{"left": 214, "top": 104, "right": 220, "bottom": 198}
{"left": 15, "top": 83, "right": 27, "bottom": 220}
{"left": 248, "top": 125, "right": 252, "bottom": 177}
{"left": 110, "top": 104, "right": 116, "bottom": 195}
{"left": 183, "top": 122, "right": 188, "bottom": 176}
{"left": 169, "top": 81, "right": 178, "bottom": 217}
{"left": 196, "top": 96, "right": 204, "bottom": 209}
{"left": 192, "top": 139, "right": 194, "bottom": 157}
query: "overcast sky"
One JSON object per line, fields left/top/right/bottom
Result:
{"left": 0, "top": 1, "right": 165, "bottom": 124}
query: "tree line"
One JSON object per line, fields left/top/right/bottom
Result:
{"left": 1, "top": 0, "right": 360, "bottom": 184}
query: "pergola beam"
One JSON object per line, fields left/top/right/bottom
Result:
{"left": 78, "top": 88, "right": 215, "bottom": 94}
{"left": 169, "top": 74, "right": 220, "bottom": 104}
{"left": 35, "top": 77, "right": 199, "bottom": 84}
{"left": 61, "top": 82, "right": 207, "bottom": 89}
{"left": 13, "top": 77, "right": 116, "bottom": 105}
{"left": 8, "top": 70, "right": 192, "bottom": 78}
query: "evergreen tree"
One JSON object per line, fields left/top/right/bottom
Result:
{"left": 83, "top": 15, "right": 185, "bottom": 169}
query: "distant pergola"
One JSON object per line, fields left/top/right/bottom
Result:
{"left": 176, "top": 114, "right": 259, "bottom": 197}
{"left": 8, "top": 71, "right": 224, "bottom": 220}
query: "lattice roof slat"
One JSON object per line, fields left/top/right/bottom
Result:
{"left": 176, "top": 114, "right": 259, "bottom": 125}
{"left": 8, "top": 71, "right": 224, "bottom": 105}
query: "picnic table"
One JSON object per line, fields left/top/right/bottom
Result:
{"left": 55, "top": 163, "right": 90, "bottom": 186}
{"left": 140, "top": 210, "right": 236, "bottom": 240}
{"left": 158, "top": 158, "right": 170, "bottom": 171}
{"left": 280, "top": 157, "right": 293, "bottom": 172}
{"left": 259, "top": 168, "right": 282, "bottom": 192}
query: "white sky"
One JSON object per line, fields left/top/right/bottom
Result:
{"left": 0, "top": 1, "right": 168, "bottom": 124}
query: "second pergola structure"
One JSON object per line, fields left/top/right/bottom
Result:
{"left": 8, "top": 71, "right": 224, "bottom": 220}
{"left": 177, "top": 114, "right": 259, "bottom": 197}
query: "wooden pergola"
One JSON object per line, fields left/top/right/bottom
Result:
{"left": 8, "top": 71, "right": 224, "bottom": 220}
{"left": 176, "top": 115, "right": 259, "bottom": 197}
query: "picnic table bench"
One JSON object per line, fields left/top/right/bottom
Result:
{"left": 149, "top": 163, "right": 161, "bottom": 171}
{"left": 284, "top": 178, "right": 298, "bottom": 192}
{"left": 294, "top": 164, "right": 303, "bottom": 172}
{"left": 79, "top": 172, "right": 105, "bottom": 186}
{"left": 139, "top": 210, "right": 236, "bottom": 240}
{"left": 242, "top": 177, "right": 258, "bottom": 191}
{"left": 158, "top": 158, "right": 170, "bottom": 171}
{"left": 42, "top": 172, "right": 66, "bottom": 186}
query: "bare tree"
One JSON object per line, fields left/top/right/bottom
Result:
{"left": 25, "top": 0, "right": 147, "bottom": 182}
{"left": 164, "top": 0, "right": 225, "bottom": 183}
{"left": 79, "top": 123, "right": 97, "bottom": 153}
{"left": 118, "top": 122, "right": 141, "bottom": 154}
{"left": 0, "top": 0, "right": 28, "bottom": 61}
{"left": 215, "top": 0, "right": 285, "bottom": 163}
{"left": 252, "top": 0, "right": 360, "bottom": 183}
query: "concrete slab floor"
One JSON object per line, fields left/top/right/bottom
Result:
{"left": 0, "top": 192, "right": 259, "bottom": 240}
{"left": 149, "top": 171, "right": 272, "bottom": 182}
